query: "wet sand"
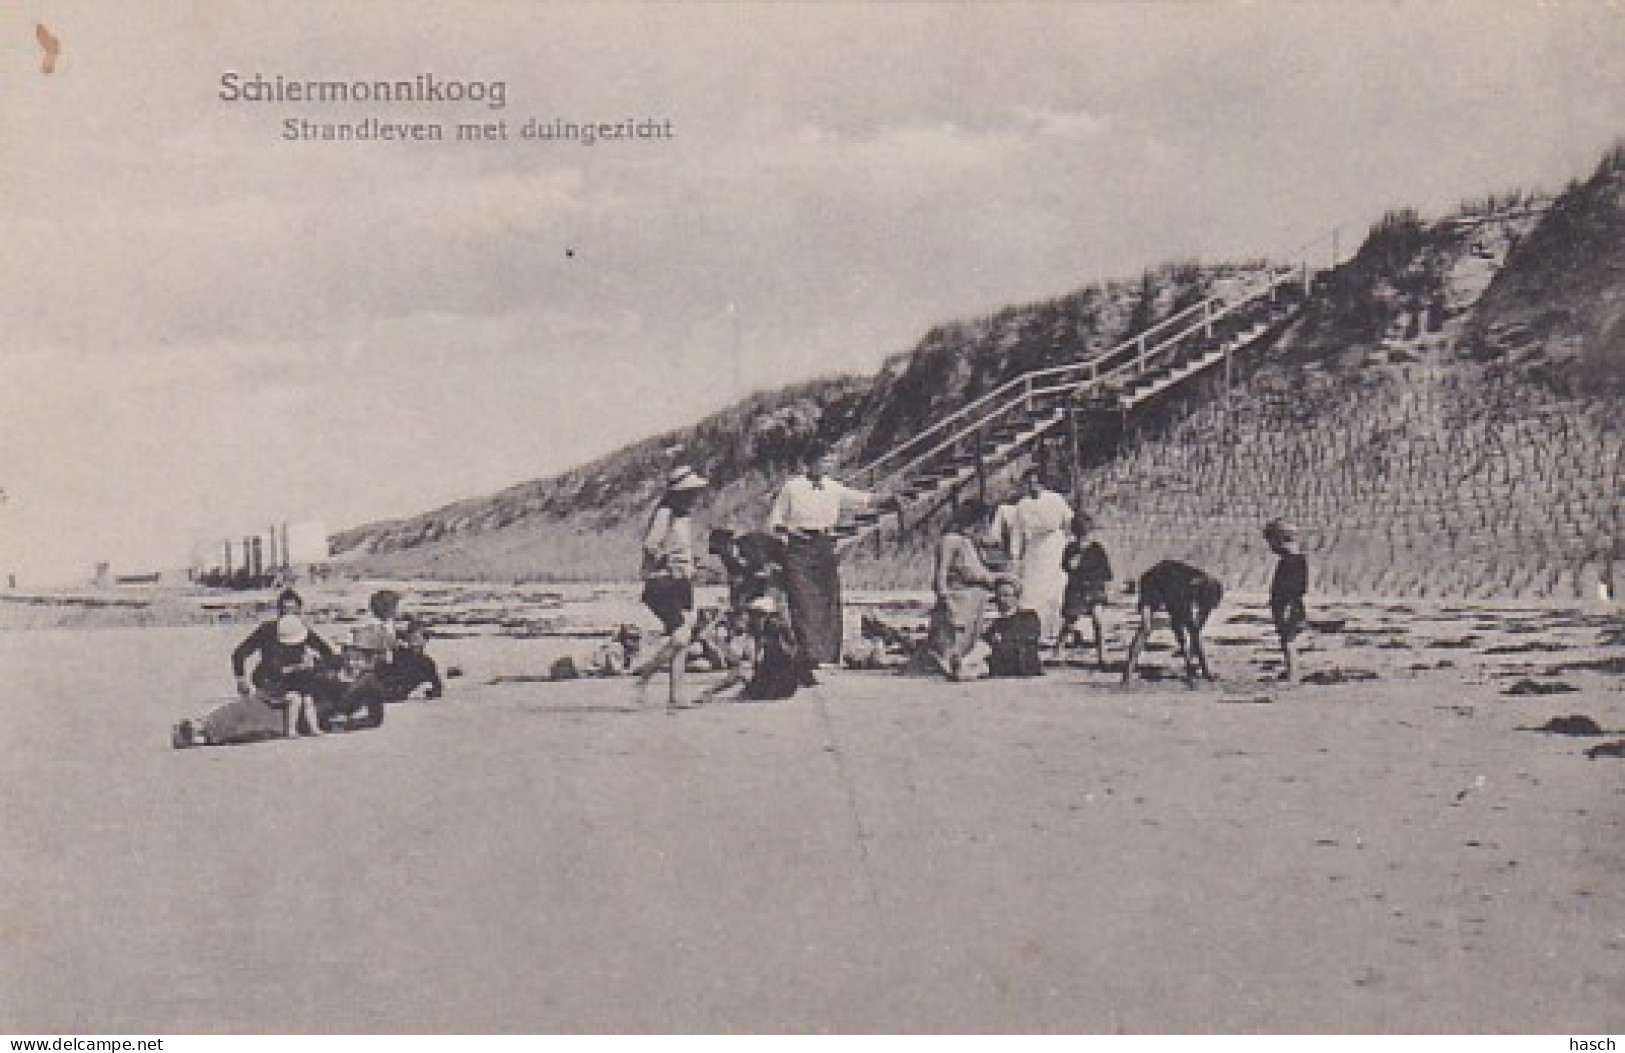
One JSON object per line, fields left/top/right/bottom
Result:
{"left": 1, "top": 592, "right": 1622, "bottom": 1033}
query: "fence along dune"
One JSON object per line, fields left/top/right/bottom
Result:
{"left": 1084, "top": 373, "right": 1621, "bottom": 601}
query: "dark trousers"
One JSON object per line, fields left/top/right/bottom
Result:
{"left": 784, "top": 532, "right": 842, "bottom": 665}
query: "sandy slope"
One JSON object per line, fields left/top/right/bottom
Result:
{"left": 1, "top": 600, "right": 1621, "bottom": 1033}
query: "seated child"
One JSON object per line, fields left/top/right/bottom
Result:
{"left": 697, "top": 595, "right": 801, "bottom": 703}
{"left": 954, "top": 578, "right": 1044, "bottom": 681}
{"left": 686, "top": 606, "right": 733, "bottom": 672}
{"left": 550, "top": 624, "right": 645, "bottom": 680}
{"left": 385, "top": 613, "right": 445, "bottom": 700}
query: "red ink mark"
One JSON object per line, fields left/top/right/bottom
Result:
{"left": 36, "top": 23, "right": 61, "bottom": 75}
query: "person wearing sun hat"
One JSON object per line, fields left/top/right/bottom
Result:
{"left": 633, "top": 464, "right": 709, "bottom": 709}
{"left": 1264, "top": 519, "right": 1309, "bottom": 683}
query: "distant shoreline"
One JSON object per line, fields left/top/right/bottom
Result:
{"left": 0, "top": 579, "right": 1611, "bottom": 634}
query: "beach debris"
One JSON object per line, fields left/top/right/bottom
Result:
{"left": 1585, "top": 739, "right": 1625, "bottom": 760}
{"left": 1545, "top": 656, "right": 1625, "bottom": 676}
{"left": 1219, "top": 695, "right": 1275, "bottom": 704}
{"left": 1502, "top": 679, "right": 1579, "bottom": 696}
{"left": 1480, "top": 641, "right": 1567, "bottom": 655}
{"left": 1452, "top": 774, "right": 1486, "bottom": 804}
{"left": 1521, "top": 714, "right": 1605, "bottom": 737}
{"left": 1301, "top": 668, "right": 1380, "bottom": 685}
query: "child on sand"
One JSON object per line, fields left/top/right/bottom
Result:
{"left": 1264, "top": 520, "right": 1309, "bottom": 682}
{"left": 954, "top": 578, "right": 1044, "bottom": 681}
{"left": 1056, "top": 513, "right": 1113, "bottom": 670}
{"left": 697, "top": 595, "right": 801, "bottom": 703}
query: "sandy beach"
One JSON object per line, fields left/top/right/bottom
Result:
{"left": 1, "top": 588, "right": 1621, "bottom": 1033}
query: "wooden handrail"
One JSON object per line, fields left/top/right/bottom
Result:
{"left": 858, "top": 267, "right": 1278, "bottom": 485}
{"left": 866, "top": 266, "right": 1298, "bottom": 494}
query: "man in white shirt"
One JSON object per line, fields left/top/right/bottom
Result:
{"left": 767, "top": 443, "right": 898, "bottom": 672}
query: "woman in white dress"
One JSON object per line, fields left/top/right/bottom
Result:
{"left": 1011, "top": 469, "right": 1073, "bottom": 640}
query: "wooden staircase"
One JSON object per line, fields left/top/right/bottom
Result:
{"left": 834, "top": 264, "right": 1312, "bottom": 548}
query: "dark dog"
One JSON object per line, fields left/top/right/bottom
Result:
{"left": 1122, "top": 560, "right": 1224, "bottom": 683}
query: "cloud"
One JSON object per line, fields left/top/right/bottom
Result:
{"left": 5, "top": 1, "right": 1625, "bottom": 582}
{"left": 1011, "top": 105, "right": 1112, "bottom": 141}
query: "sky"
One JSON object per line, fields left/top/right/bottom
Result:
{"left": 3, "top": 1, "right": 1625, "bottom": 585}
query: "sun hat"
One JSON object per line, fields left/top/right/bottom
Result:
{"left": 666, "top": 465, "right": 709, "bottom": 491}
{"left": 276, "top": 614, "right": 309, "bottom": 646}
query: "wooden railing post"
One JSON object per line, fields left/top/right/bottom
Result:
{"left": 1068, "top": 399, "right": 1082, "bottom": 505}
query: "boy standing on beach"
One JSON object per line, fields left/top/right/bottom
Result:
{"left": 1264, "top": 520, "right": 1309, "bottom": 683}
{"left": 1056, "top": 513, "right": 1113, "bottom": 670}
